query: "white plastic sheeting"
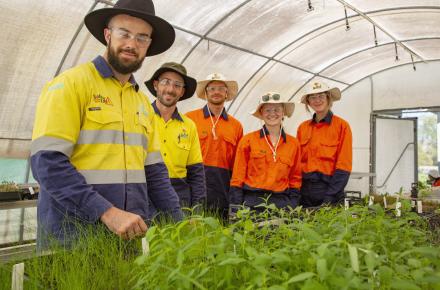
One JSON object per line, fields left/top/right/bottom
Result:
{"left": 0, "top": 0, "right": 440, "bottom": 248}
{"left": 0, "top": 0, "right": 439, "bottom": 199}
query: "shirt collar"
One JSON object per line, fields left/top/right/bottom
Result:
{"left": 259, "top": 125, "right": 287, "bottom": 143}
{"left": 202, "top": 105, "right": 229, "bottom": 121}
{"left": 92, "top": 56, "right": 139, "bottom": 91}
{"left": 312, "top": 111, "right": 333, "bottom": 124}
{"left": 152, "top": 100, "right": 184, "bottom": 122}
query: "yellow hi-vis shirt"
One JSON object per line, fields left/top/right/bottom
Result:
{"left": 151, "top": 102, "right": 203, "bottom": 178}
{"left": 31, "top": 57, "right": 162, "bottom": 184}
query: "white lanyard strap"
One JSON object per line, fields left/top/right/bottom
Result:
{"left": 207, "top": 106, "right": 222, "bottom": 139}
{"left": 263, "top": 126, "right": 282, "bottom": 162}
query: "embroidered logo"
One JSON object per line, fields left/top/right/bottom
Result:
{"left": 177, "top": 128, "right": 189, "bottom": 143}
{"left": 48, "top": 83, "right": 64, "bottom": 92}
{"left": 93, "top": 94, "right": 113, "bottom": 106}
{"left": 312, "top": 82, "right": 322, "bottom": 90}
{"left": 138, "top": 104, "right": 149, "bottom": 117}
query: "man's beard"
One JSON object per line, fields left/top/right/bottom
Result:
{"left": 158, "top": 92, "right": 179, "bottom": 108}
{"left": 208, "top": 94, "right": 226, "bottom": 105}
{"left": 107, "top": 39, "right": 144, "bottom": 74}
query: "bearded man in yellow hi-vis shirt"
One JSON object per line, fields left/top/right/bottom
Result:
{"left": 31, "top": 0, "right": 182, "bottom": 249}
{"left": 145, "top": 62, "right": 206, "bottom": 216}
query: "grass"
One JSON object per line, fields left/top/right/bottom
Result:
{"left": 1, "top": 204, "right": 439, "bottom": 289}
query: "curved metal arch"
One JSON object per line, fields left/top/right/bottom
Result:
{"left": 335, "top": 1, "right": 435, "bottom": 62}
{"left": 340, "top": 58, "right": 440, "bottom": 94}
{"left": 54, "top": 0, "right": 113, "bottom": 77}
{"left": 277, "top": 6, "right": 440, "bottom": 60}
{"left": 180, "top": 0, "right": 253, "bottom": 64}
{"left": 174, "top": 24, "right": 348, "bottom": 85}
{"left": 287, "top": 37, "right": 440, "bottom": 101}
{"left": 226, "top": 5, "right": 440, "bottom": 112}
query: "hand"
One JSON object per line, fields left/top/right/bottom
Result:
{"left": 100, "top": 207, "right": 148, "bottom": 240}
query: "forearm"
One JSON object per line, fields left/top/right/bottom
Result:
{"left": 145, "top": 163, "right": 183, "bottom": 221}
{"left": 31, "top": 151, "right": 112, "bottom": 222}
{"left": 326, "top": 169, "right": 350, "bottom": 196}
{"left": 186, "top": 163, "right": 207, "bottom": 205}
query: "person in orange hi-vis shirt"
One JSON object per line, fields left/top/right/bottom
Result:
{"left": 297, "top": 81, "right": 352, "bottom": 207}
{"left": 229, "top": 92, "right": 302, "bottom": 217}
{"left": 428, "top": 169, "right": 440, "bottom": 187}
{"left": 186, "top": 73, "right": 243, "bottom": 220}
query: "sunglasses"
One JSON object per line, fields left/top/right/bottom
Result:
{"left": 262, "top": 93, "right": 281, "bottom": 102}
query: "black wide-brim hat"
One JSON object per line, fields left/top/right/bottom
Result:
{"left": 145, "top": 62, "right": 197, "bottom": 101}
{"left": 84, "top": 0, "right": 175, "bottom": 57}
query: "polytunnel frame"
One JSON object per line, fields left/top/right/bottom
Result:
{"left": 224, "top": 4, "right": 439, "bottom": 110}
{"left": 53, "top": 1, "right": 439, "bottom": 104}
{"left": 345, "top": 60, "right": 440, "bottom": 194}
{"left": 19, "top": 1, "right": 440, "bottom": 183}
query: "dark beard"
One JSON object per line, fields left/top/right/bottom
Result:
{"left": 158, "top": 93, "right": 179, "bottom": 108}
{"left": 107, "top": 39, "right": 144, "bottom": 74}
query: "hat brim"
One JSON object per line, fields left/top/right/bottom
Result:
{"left": 144, "top": 67, "right": 197, "bottom": 101}
{"left": 84, "top": 8, "right": 175, "bottom": 57}
{"left": 196, "top": 80, "right": 238, "bottom": 102}
{"left": 300, "top": 87, "right": 341, "bottom": 104}
{"left": 251, "top": 102, "right": 295, "bottom": 120}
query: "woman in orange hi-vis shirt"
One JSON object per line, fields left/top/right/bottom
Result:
{"left": 229, "top": 92, "right": 302, "bottom": 216}
{"left": 297, "top": 81, "right": 352, "bottom": 207}
{"left": 428, "top": 169, "right": 440, "bottom": 187}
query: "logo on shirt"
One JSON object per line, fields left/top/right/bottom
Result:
{"left": 177, "top": 128, "right": 189, "bottom": 144}
{"left": 93, "top": 94, "right": 113, "bottom": 106}
{"left": 138, "top": 104, "right": 149, "bottom": 117}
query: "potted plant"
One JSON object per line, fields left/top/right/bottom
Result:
{"left": 0, "top": 181, "right": 22, "bottom": 201}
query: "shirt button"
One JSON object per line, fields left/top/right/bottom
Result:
{"left": 164, "top": 153, "right": 167, "bottom": 156}
{"left": 164, "top": 139, "right": 166, "bottom": 143}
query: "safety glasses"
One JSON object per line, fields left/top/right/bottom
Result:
{"left": 262, "top": 93, "right": 281, "bottom": 102}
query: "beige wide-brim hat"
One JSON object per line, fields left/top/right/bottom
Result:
{"left": 196, "top": 73, "right": 238, "bottom": 102}
{"left": 300, "top": 81, "right": 341, "bottom": 104}
{"left": 251, "top": 92, "right": 295, "bottom": 120}
{"left": 428, "top": 169, "right": 439, "bottom": 179}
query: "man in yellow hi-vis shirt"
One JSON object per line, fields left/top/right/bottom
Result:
{"left": 31, "top": 0, "right": 182, "bottom": 248}
{"left": 145, "top": 62, "right": 206, "bottom": 214}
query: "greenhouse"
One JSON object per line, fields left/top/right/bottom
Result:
{"left": 0, "top": 0, "right": 439, "bottom": 289}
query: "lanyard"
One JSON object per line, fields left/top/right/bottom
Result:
{"left": 207, "top": 105, "right": 222, "bottom": 140}
{"left": 262, "top": 127, "right": 282, "bottom": 162}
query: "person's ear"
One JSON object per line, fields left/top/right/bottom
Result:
{"left": 104, "top": 28, "right": 111, "bottom": 45}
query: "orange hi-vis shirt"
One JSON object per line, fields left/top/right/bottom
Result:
{"left": 297, "top": 112, "right": 352, "bottom": 177}
{"left": 230, "top": 128, "right": 302, "bottom": 193}
{"left": 186, "top": 105, "right": 243, "bottom": 170}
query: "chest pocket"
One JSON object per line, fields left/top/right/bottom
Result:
{"left": 174, "top": 130, "right": 191, "bottom": 151}
{"left": 299, "top": 137, "right": 311, "bottom": 162}
{"left": 135, "top": 113, "right": 152, "bottom": 134}
{"left": 319, "top": 140, "right": 339, "bottom": 162}
{"left": 249, "top": 150, "right": 267, "bottom": 177}
{"left": 85, "top": 109, "right": 122, "bottom": 127}
{"left": 81, "top": 109, "right": 123, "bottom": 153}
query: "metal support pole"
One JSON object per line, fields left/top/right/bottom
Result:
{"left": 437, "top": 112, "right": 440, "bottom": 171}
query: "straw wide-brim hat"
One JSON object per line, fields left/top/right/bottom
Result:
{"left": 300, "top": 81, "right": 341, "bottom": 104}
{"left": 196, "top": 73, "right": 238, "bottom": 102}
{"left": 84, "top": 0, "right": 175, "bottom": 57}
{"left": 145, "top": 62, "right": 197, "bottom": 101}
{"left": 251, "top": 92, "right": 295, "bottom": 120}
